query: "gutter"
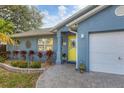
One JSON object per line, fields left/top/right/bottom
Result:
{"left": 67, "top": 5, "right": 109, "bottom": 27}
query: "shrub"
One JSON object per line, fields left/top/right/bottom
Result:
{"left": 18, "top": 61, "right": 28, "bottom": 68}
{"left": 13, "top": 50, "right": 19, "bottom": 55}
{"left": 46, "top": 50, "right": 53, "bottom": 65}
{"left": 29, "top": 50, "right": 35, "bottom": 56}
{"left": 20, "top": 50, "right": 27, "bottom": 60}
{"left": 13, "top": 50, "right": 19, "bottom": 59}
{"left": 38, "top": 51, "right": 42, "bottom": 58}
{"left": 29, "top": 50, "right": 35, "bottom": 61}
{"left": 11, "top": 61, "right": 28, "bottom": 68}
{"left": 46, "top": 50, "right": 53, "bottom": 60}
{"left": 30, "top": 62, "right": 41, "bottom": 68}
{"left": 0, "top": 56, "right": 5, "bottom": 63}
{"left": 38, "top": 51, "right": 43, "bottom": 62}
{"left": 20, "top": 51, "right": 27, "bottom": 55}
{"left": 11, "top": 61, "right": 19, "bottom": 67}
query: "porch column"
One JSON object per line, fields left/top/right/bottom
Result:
{"left": 56, "top": 31, "right": 62, "bottom": 64}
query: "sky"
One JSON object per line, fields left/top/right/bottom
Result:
{"left": 36, "top": 5, "right": 87, "bottom": 28}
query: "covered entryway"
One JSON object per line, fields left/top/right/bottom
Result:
{"left": 56, "top": 31, "right": 78, "bottom": 69}
{"left": 89, "top": 31, "right": 124, "bottom": 75}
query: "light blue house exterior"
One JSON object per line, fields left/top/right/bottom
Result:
{"left": 7, "top": 5, "right": 124, "bottom": 74}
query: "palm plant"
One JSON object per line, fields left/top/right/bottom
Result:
{"left": 0, "top": 18, "right": 14, "bottom": 45}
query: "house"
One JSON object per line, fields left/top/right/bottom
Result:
{"left": 7, "top": 28, "right": 57, "bottom": 62}
{"left": 7, "top": 5, "right": 124, "bottom": 75}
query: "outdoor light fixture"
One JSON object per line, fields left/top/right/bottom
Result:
{"left": 81, "top": 34, "right": 84, "bottom": 38}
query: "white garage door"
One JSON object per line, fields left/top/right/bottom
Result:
{"left": 89, "top": 31, "right": 124, "bottom": 75}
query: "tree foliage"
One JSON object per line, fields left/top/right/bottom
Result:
{"left": 0, "top": 18, "right": 14, "bottom": 45}
{"left": 0, "top": 5, "right": 43, "bottom": 33}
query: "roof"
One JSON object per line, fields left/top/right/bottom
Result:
{"left": 67, "top": 5, "right": 109, "bottom": 28}
{"left": 50, "top": 5, "right": 111, "bottom": 32}
{"left": 12, "top": 28, "right": 54, "bottom": 38}
{"left": 49, "top": 5, "right": 98, "bottom": 32}
{"left": 12, "top": 5, "right": 110, "bottom": 38}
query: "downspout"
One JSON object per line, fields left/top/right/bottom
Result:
{"left": 69, "top": 29, "right": 78, "bottom": 70}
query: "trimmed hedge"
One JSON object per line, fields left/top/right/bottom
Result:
{"left": 11, "top": 61, "right": 41, "bottom": 68}
{"left": 11, "top": 61, "right": 18, "bottom": 67}
{"left": 11, "top": 61, "right": 28, "bottom": 68}
{"left": 30, "top": 62, "right": 41, "bottom": 68}
{"left": 18, "top": 61, "right": 28, "bottom": 68}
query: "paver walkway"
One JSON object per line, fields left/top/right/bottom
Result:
{"left": 36, "top": 64, "right": 124, "bottom": 88}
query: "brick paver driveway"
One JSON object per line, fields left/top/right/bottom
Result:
{"left": 36, "top": 64, "right": 124, "bottom": 88}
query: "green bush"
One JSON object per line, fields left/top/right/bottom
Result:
{"left": 11, "top": 61, "right": 41, "bottom": 68}
{"left": 18, "top": 61, "right": 28, "bottom": 68}
{"left": 11, "top": 61, "right": 28, "bottom": 68}
{"left": 0, "top": 56, "right": 6, "bottom": 63}
{"left": 30, "top": 62, "right": 41, "bottom": 68}
{"left": 11, "top": 61, "right": 19, "bottom": 67}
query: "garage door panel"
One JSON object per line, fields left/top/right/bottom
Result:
{"left": 90, "top": 64, "right": 124, "bottom": 74}
{"left": 89, "top": 31, "right": 124, "bottom": 75}
{"left": 90, "top": 54, "right": 120, "bottom": 65}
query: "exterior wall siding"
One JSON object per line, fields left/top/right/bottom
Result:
{"left": 6, "top": 35, "right": 57, "bottom": 62}
{"left": 7, "top": 5, "right": 124, "bottom": 71}
{"left": 77, "top": 5, "right": 124, "bottom": 71}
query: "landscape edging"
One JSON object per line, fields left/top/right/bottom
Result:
{"left": 0, "top": 63, "right": 45, "bottom": 73}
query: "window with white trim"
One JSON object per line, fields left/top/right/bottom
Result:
{"left": 38, "top": 38, "right": 53, "bottom": 51}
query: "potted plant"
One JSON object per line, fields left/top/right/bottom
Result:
{"left": 46, "top": 50, "right": 53, "bottom": 65}
{"left": 62, "top": 53, "right": 67, "bottom": 64}
{"left": 29, "top": 50, "right": 35, "bottom": 61}
{"left": 20, "top": 50, "right": 27, "bottom": 60}
{"left": 38, "top": 51, "right": 43, "bottom": 62}
{"left": 79, "top": 63, "right": 85, "bottom": 73}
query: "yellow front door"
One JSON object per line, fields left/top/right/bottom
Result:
{"left": 68, "top": 35, "right": 76, "bottom": 63}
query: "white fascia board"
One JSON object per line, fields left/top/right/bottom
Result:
{"left": 67, "top": 5, "right": 109, "bottom": 27}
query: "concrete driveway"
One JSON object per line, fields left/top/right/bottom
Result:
{"left": 36, "top": 64, "right": 124, "bottom": 88}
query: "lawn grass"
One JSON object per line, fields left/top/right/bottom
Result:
{"left": 0, "top": 68, "right": 40, "bottom": 88}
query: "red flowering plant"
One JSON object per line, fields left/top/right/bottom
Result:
{"left": 46, "top": 50, "right": 53, "bottom": 65}
{"left": 20, "top": 50, "right": 27, "bottom": 60}
{"left": 37, "top": 51, "right": 43, "bottom": 62}
{"left": 13, "top": 50, "right": 19, "bottom": 59}
{"left": 29, "top": 50, "right": 35, "bottom": 61}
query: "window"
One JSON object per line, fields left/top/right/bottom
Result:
{"left": 25, "top": 40, "right": 31, "bottom": 49}
{"left": 38, "top": 38, "right": 53, "bottom": 51}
